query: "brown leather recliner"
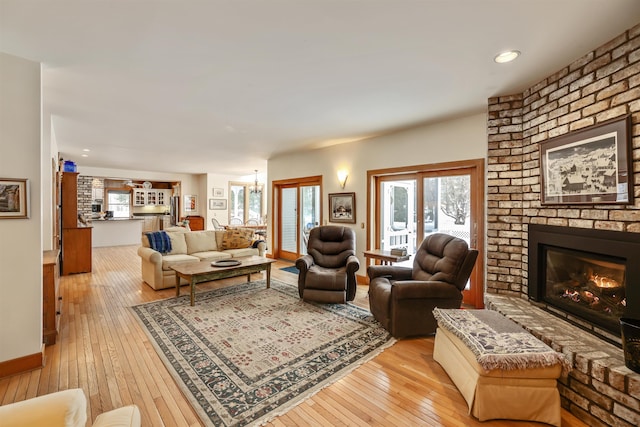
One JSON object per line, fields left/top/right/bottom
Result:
{"left": 367, "top": 233, "right": 478, "bottom": 338}
{"left": 296, "top": 225, "right": 360, "bottom": 303}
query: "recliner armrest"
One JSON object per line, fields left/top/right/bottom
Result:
{"left": 367, "top": 265, "right": 412, "bottom": 281}
{"left": 295, "top": 254, "right": 314, "bottom": 272}
{"left": 391, "top": 280, "right": 463, "bottom": 300}
{"left": 345, "top": 255, "right": 360, "bottom": 274}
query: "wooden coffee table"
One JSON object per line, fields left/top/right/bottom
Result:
{"left": 171, "top": 256, "right": 276, "bottom": 306}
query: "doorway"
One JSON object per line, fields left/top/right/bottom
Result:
{"left": 273, "top": 176, "right": 322, "bottom": 261}
{"left": 369, "top": 159, "right": 484, "bottom": 307}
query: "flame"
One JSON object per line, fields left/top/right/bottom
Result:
{"left": 591, "top": 274, "right": 620, "bottom": 288}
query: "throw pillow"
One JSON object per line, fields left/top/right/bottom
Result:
{"left": 221, "top": 228, "right": 254, "bottom": 250}
{"left": 146, "top": 231, "right": 172, "bottom": 254}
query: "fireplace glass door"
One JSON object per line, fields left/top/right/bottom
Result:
{"left": 544, "top": 247, "right": 626, "bottom": 334}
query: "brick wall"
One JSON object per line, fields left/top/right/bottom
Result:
{"left": 487, "top": 23, "right": 640, "bottom": 297}
{"left": 486, "top": 24, "right": 640, "bottom": 426}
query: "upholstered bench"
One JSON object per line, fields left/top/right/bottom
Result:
{"left": 432, "top": 308, "right": 569, "bottom": 427}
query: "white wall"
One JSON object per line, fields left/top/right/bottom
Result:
{"left": 267, "top": 112, "right": 488, "bottom": 271}
{"left": 0, "top": 53, "right": 43, "bottom": 362}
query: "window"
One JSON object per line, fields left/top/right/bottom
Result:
{"left": 107, "top": 190, "right": 131, "bottom": 218}
{"left": 230, "top": 183, "right": 263, "bottom": 224}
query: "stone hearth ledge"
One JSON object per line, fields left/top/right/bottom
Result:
{"left": 484, "top": 294, "right": 640, "bottom": 427}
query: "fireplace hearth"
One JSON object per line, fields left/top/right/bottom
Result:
{"left": 528, "top": 224, "right": 640, "bottom": 344}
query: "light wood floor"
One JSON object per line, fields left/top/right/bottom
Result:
{"left": 0, "top": 245, "right": 587, "bottom": 426}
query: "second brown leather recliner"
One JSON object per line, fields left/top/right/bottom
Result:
{"left": 296, "top": 225, "right": 360, "bottom": 304}
{"left": 367, "top": 233, "right": 478, "bottom": 338}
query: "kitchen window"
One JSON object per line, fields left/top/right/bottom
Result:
{"left": 107, "top": 190, "right": 131, "bottom": 218}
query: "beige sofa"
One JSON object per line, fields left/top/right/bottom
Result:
{"left": 137, "top": 227, "right": 267, "bottom": 290}
{"left": 0, "top": 388, "right": 140, "bottom": 427}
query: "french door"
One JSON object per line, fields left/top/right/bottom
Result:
{"left": 370, "top": 159, "right": 484, "bottom": 307}
{"left": 275, "top": 176, "right": 322, "bottom": 261}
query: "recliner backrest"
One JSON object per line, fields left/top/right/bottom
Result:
{"left": 307, "top": 225, "right": 356, "bottom": 269}
{"left": 412, "top": 233, "right": 478, "bottom": 290}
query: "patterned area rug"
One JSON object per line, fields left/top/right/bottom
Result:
{"left": 132, "top": 279, "right": 394, "bottom": 427}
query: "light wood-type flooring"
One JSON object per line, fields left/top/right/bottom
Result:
{"left": 0, "top": 245, "right": 587, "bottom": 426}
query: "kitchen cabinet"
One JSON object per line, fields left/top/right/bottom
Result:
{"left": 61, "top": 172, "right": 92, "bottom": 275}
{"left": 133, "top": 189, "right": 146, "bottom": 206}
{"left": 133, "top": 189, "right": 168, "bottom": 206}
{"left": 157, "top": 190, "right": 168, "bottom": 206}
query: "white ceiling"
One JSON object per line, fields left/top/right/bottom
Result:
{"left": 1, "top": 1, "right": 639, "bottom": 176}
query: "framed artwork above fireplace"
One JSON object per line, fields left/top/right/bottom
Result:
{"left": 540, "top": 115, "right": 632, "bottom": 205}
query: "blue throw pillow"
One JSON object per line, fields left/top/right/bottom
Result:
{"left": 146, "top": 231, "right": 172, "bottom": 254}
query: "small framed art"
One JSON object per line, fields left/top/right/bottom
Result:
{"left": 184, "top": 195, "right": 197, "bottom": 212}
{"left": 0, "top": 178, "right": 29, "bottom": 219}
{"left": 329, "top": 192, "right": 356, "bottom": 224}
{"left": 209, "top": 198, "right": 227, "bottom": 210}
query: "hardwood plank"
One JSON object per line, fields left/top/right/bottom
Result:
{"left": 0, "top": 246, "right": 588, "bottom": 427}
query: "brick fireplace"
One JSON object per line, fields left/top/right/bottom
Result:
{"left": 486, "top": 24, "right": 640, "bottom": 427}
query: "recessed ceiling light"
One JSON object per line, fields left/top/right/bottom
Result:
{"left": 81, "top": 154, "right": 89, "bottom": 157}
{"left": 494, "top": 50, "right": 521, "bottom": 64}
{"left": 83, "top": 148, "right": 90, "bottom": 152}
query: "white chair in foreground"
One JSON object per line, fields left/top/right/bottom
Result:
{"left": 0, "top": 388, "right": 141, "bottom": 427}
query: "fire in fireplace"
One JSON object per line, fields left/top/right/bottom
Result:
{"left": 529, "top": 224, "right": 640, "bottom": 342}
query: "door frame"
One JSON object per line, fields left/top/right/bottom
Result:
{"left": 367, "top": 159, "right": 485, "bottom": 307}
{"left": 272, "top": 175, "right": 323, "bottom": 260}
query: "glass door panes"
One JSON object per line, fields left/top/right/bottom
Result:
{"left": 281, "top": 187, "right": 297, "bottom": 253}
{"left": 300, "top": 185, "right": 321, "bottom": 254}
{"left": 380, "top": 179, "right": 417, "bottom": 256}
{"left": 423, "top": 175, "right": 471, "bottom": 244}
{"left": 230, "top": 184, "right": 245, "bottom": 224}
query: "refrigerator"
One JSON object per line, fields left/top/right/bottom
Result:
{"left": 169, "top": 196, "right": 180, "bottom": 226}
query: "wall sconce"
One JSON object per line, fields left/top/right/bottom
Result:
{"left": 337, "top": 170, "right": 349, "bottom": 189}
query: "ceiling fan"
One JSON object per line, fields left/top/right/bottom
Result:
{"left": 125, "top": 180, "right": 152, "bottom": 189}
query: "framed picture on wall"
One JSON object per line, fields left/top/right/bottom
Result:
{"left": 212, "top": 187, "right": 224, "bottom": 197}
{"left": 184, "top": 195, "right": 197, "bottom": 212}
{"left": 540, "top": 116, "right": 632, "bottom": 205}
{"left": 0, "top": 178, "right": 29, "bottom": 219}
{"left": 329, "top": 192, "right": 356, "bottom": 223}
{"left": 209, "top": 198, "right": 227, "bottom": 210}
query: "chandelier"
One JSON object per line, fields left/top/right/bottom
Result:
{"left": 249, "top": 170, "right": 263, "bottom": 194}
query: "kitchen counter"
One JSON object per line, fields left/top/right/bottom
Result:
{"left": 92, "top": 217, "right": 143, "bottom": 247}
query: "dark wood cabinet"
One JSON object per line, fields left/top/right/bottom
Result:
{"left": 43, "top": 250, "right": 61, "bottom": 345}
{"left": 61, "top": 172, "right": 92, "bottom": 275}
{"left": 185, "top": 215, "right": 204, "bottom": 231}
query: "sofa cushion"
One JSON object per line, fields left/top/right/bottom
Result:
{"left": 221, "top": 228, "right": 254, "bottom": 250}
{"left": 184, "top": 230, "right": 218, "bottom": 254}
{"left": 161, "top": 254, "right": 200, "bottom": 271}
{"left": 192, "top": 251, "right": 232, "bottom": 262}
{"left": 224, "top": 247, "right": 259, "bottom": 258}
{"left": 166, "top": 232, "right": 188, "bottom": 255}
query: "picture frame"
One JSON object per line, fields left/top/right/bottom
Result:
{"left": 212, "top": 187, "right": 224, "bottom": 198}
{"left": 540, "top": 116, "right": 632, "bottom": 205}
{"left": 329, "top": 192, "right": 356, "bottom": 223}
{"left": 0, "top": 178, "right": 29, "bottom": 219}
{"left": 209, "top": 198, "right": 227, "bottom": 210}
{"left": 184, "top": 195, "right": 197, "bottom": 212}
